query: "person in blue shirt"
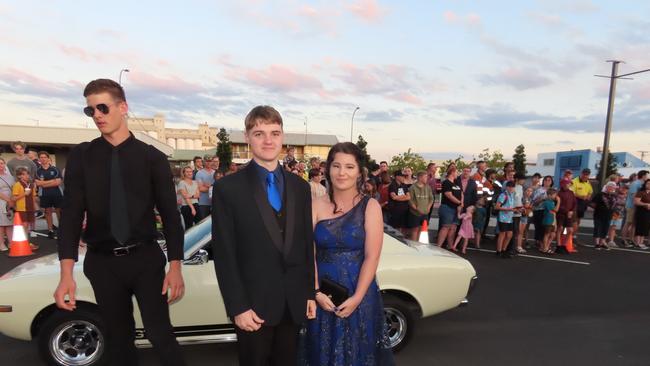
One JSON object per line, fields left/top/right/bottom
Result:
{"left": 622, "top": 170, "right": 648, "bottom": 247}
{"left": 541, "top": 188, "right": 559, "bottom": 254}
{"left": 494, "top": 181, "right": 517, "bottom": 258}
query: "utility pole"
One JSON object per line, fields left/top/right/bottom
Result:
{"left": 595, "top": 61, "right": 650, "bottom": 187}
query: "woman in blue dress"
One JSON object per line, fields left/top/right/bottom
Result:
{"left": 302, "top": 142, "right": 394, "bottom": 366}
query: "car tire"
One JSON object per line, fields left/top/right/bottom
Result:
{"left": 382, "top": 293, "right": 416, "bottom": 353}
{"left": 38, "top": 308, "right": 108, "bottom": 366}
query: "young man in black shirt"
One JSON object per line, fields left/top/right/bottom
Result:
{"left": 35, "top": 151, "right": 63, "bottom": 239}
{"left": 54, "top": 79, "right": 186, "bottom": 366}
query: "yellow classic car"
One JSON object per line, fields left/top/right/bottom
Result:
{"left": 0, "top": 219, "right": 476, "bottom": 366}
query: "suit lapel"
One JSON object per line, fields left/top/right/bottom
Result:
{"left": 282, "top": 170, "right": 296, "bottom": 259}
{"left": 246, "top": 165, "right": 284, "bottom": 253}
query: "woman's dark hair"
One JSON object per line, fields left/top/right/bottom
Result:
{"left": 325, "top": 142, "right": 364, "bottom": 213}
{"left": 364, "top": 179, "right": 377, "bottom": 196}
{"left": 380, "top": 171, "right": 391, "bottom": 184}
{"left": 543, "top": 175, "right": 554, "bottom": 187}
{"left": 446, "top": 167, "right": 458, "bottom": 178}
{"left": 308, "top": 168, "right": 321, "bottom": 180}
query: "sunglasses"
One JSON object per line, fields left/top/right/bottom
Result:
{"left": 83, "top": 103, "right": 116, "bottom": 117}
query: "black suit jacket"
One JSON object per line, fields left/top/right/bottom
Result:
{"left": 455, "top": 176, "right": 478, "bottom": 208}
{"left": 211, "top": 163, "right": 315, "bottom": 326}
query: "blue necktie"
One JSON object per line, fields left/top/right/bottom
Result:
{"left": 266, "top": 172, "right": 282, "bottom": 212}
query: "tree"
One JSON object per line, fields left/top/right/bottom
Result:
{"left": 355, "top": 135, "right": 376, "bottom": 169}
{"left": 512, "top": 144, "right": 527, "bottom": 176}
{"left": 476, "top": 148, "right": 507, "bottom": 170}
{"left": 596, "top": 152, "right": 618, "bottom": 183}
{"left": 389, "top": 148, "right": 428, "bottom": 173}
{"left": 216, "top": 128, "right": 233, "bottom": 171}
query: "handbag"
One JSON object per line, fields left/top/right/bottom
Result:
{"left": 319, "top": 278, "right": 349, "bottom": 306}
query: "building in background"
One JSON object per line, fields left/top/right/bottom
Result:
{"left": 129, "top": 114, "right": 339, "bottom": 166}
{"left": 532, "top": 149, "right": 649, "bottom": 183}
{"left": 128, "top": 115, "right": 217, "bottom": 150}
{"left": 0, "top": 124, "right": 173, "bottom": 171}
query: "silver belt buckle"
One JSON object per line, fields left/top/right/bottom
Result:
{"left": 113, "top": 246, "right": 130, "bottom": 256}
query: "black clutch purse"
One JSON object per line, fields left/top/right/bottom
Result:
{"left": 319, "top": 278, "right": 349, "bottom": 306}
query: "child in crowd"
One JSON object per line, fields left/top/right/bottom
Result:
{"left": 453, "top": 205, "right": 475, "bottom": 254}
{"left": 473, "top": 197, "right": 487, "bottom": 248}
{"left": 494, "top": 181, "right": 516, "bottom": 258}
{"left": 592, "top": 182, "right": 618, "bottom": 250}
{"left": 608, "top": 185, "right": 627, "bottom": 247}
{"left": 517, "top": 187, "right": 534, "bottom": 252}
{"left": 11, "top": 167, "right": 38, "bottom": 250}
{"left": 540, "top": 188, "right": 559, "bottom": 254}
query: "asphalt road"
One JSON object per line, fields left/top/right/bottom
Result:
{"left": 2, "top": 222, "right": 650, "bottom": 366}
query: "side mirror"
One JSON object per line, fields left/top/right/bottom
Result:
{"left": 183, "top": 249, "right": 208, "bottom": 266}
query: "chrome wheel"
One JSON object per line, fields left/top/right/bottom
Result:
{"left": 49, "top": 320, "right": 104, "bottom": 366}
{"left": 384, "top": 306, "right": 407, "bottom": 349}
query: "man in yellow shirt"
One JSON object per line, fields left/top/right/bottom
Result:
{"left": 571, "top": 168, "right": 593, "bottom": 243}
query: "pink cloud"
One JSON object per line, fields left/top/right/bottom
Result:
{"left": 466, "top": 13, "right": 481, "bottom": 26}
{"left": 57, "top": 44, "right": 98, "bottom": 62}
{"left": 443, "top": 10, "right": 481, "bottom": 28}
{"left": 225, "top": 63, "right": 324, "bottom": 93}
{"left": 388, "top": 92, "right": 423, "bottom": 105}
{"left": 347, "top": 0, "right": 387, "bottom": 23}
{"left": 443, "top": 10, "right": 458, "bottom": 23}
{"left": 0, "top": 68, "right": 81, "bottom": 98}
{"left": 333, "top": 62, "right": 426, "bottom": 105}
{"left": 128, "top": 72, "right": 204, "bottom": 95}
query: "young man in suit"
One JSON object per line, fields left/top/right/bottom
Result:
{"left": 211, "top": 105, "right": 316, "bottom": 366}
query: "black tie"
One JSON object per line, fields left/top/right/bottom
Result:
{"left": 110, "top": 149, "right": 130, "bottom": 245}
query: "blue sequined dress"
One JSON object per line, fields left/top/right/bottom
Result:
{"left": 302, "top": 196, "right": 394, "bottom": 366}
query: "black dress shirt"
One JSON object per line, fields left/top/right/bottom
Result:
{"left": 250, "top": 159, "right": 285, "bottom": 197}
{"left": 58, "top": 133, "right": 183, "bottom": 262}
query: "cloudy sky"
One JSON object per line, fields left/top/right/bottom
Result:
{"left": 1, "top": 0, "right": 649, "bottom": 162}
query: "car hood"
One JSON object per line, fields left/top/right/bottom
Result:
{"left": 1, "top": 250, "right": 85, "bottom": 280}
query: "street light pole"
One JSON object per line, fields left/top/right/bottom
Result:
{"left": 119, "top": 68, "right": 130, "bottom": 85}
{"left": 595, "top": 61, "right": 650, "bottom": 188}
{"left": 598, "top": 61, "right": 620, "bottom": 188}
{"left": 350, "top": 106, "right": 360, "bottom": 142}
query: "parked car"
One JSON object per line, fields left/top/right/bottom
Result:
{"left": 0, "top": 219, "right": 476, "bottom": 366}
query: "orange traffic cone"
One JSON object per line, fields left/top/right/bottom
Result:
{"left": 564, "top": 233, "right": 577, "bottom": 253}
{"left": 8, "top": 213, "right": 34, "bottom": 257}
{"left": 418, "top": 219, "right": 429, "bottom": 244}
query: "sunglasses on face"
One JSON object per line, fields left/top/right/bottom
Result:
{"left": 83, "top": 103, "right": 115, "bottom": 117}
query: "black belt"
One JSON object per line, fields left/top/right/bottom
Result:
{"left": 86, "top": 240, "right": 154, "bottom": 256}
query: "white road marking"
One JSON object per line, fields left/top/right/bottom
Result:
{"left": 467, "top": 247, "right": 591, "bottom": 265}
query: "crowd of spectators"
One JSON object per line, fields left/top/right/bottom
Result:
{"left": 367, "top": 160, "right": 650, "bottom": 258}
{"left": 4, "top": 140, "right": 649, "bottom": 259}
{"left": 1, "top": 141, "right": 64, "bottom": 251}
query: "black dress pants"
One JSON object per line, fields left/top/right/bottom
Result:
{"left": 180, "top": 203, "right": 199, "bottom": 230}
{"left": 234, "top": 307, "right": 299, "bottom": 366}
{"left": 533, "top": 210, "right": 545, "bottom": 242}
{"left": 83, "top": 244, "right": 185, "bottom": 366}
